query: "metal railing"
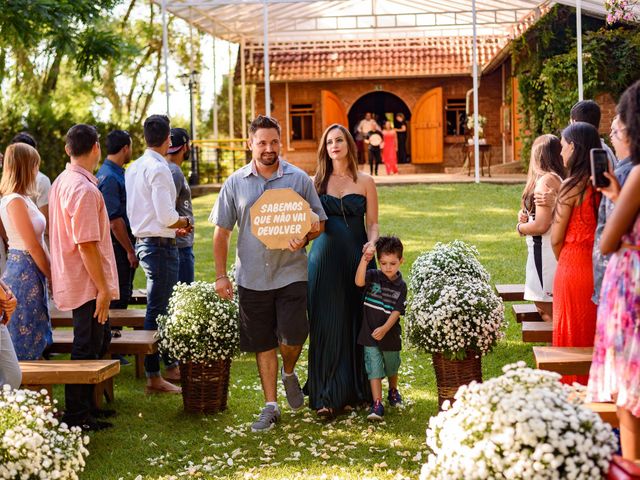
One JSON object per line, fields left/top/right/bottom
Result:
{"left": 192, "top": 139, "right": 251, "bottom": 184}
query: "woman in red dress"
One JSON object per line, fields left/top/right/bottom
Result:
{"left": 551, "top": 122, "right": 602, "bottom": 385}
{"left": 381, "top": 121, "right": 398, "bottom": 175}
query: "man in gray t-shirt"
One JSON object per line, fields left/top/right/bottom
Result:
{"left": 210, "top": 115, "right": 327, "bottom": 432}
{"left": 166, "top": 128, "right": 195, "bottom": 284}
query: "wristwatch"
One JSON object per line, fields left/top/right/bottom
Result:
{"left": 184, "top": 216, "right": 191, "bottom": 228}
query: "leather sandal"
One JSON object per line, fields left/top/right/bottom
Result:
{"left": 316, "top": 407, "right": 335, "bottom": 419}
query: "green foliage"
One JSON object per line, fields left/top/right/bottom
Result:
{"left": 511, "top": 4, "right": 640, "bottom": 164}
{"left": 204, "top": 73, "right": 250, "bottom": 139}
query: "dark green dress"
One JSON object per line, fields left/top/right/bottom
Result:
{"left": 305, "top": 193, "right": 373, "bottom": 410}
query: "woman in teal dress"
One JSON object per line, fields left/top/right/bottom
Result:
{"left": 305, "top": 124, "right": 379, "bottom": 417}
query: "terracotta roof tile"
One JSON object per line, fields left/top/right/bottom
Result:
{"left": 242, "top": 36, "right": 508, "bottom": 82}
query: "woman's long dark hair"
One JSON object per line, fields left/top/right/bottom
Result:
{"left": 521, "top": 134, "right": 564, "bottom": 212}
{"left": 617, "top": 80, "right": 640, "bottom": 165}
{"left": 314, "top": 124, "right": 359, "bottom": 195}
{"left": 558, "top": 122, "right": 602, "bottom": 217}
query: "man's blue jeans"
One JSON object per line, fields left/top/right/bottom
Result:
{"left": 136, "top": 241, "right": 179, "bottom": 377}
{"left": 178, "top": 246, "right": 195, "bottom": 284}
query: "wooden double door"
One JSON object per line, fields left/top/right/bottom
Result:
{"left": 320, "top": 87, "right": 444, "bottom": 164}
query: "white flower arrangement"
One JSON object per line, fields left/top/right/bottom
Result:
{"left": 406, "top": 241, "right": 505, "bottom": 359}
{"left": 466, "top": 114, "right": 487, "bottom": 138}
{"left": 157, "top": 281, "right": 240, "bottom": 365}
{"left": 420, "top": 362, "right": 617, "bottom": 480}
{"left": 0, "top": 385, "right": 89, "bottom": 480}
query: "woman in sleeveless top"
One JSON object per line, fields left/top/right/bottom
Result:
{"left": 551, "top": 122, "right": 602, "bottom": 385}
{"left": 0, "top": 143, "right": 52, "bottom": 360}
{"left": 305, "top": 124, "right": 379, "bottom": 418}
{"left": 587, "top": 81, "right": 640, "bottom": 461}
{"left": 517, "top": 135, "right": 564, "bottom": 322}
{"left": 381, "top": 121, "right": 398, "bottom": 175}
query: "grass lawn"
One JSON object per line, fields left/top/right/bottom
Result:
{"left": 64, "top": 183, "right": 530, "bottom": 479}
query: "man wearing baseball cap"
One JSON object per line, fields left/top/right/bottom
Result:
{"left": 166, "top": 128, "right": 195, "bottom": 284}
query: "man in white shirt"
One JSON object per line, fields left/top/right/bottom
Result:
{"left": 125, "top": 115, "right": 192, "bottom": 395}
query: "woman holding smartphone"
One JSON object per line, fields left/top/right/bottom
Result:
{"left": 588, "top": 80, "right": 640, "bottom": 461}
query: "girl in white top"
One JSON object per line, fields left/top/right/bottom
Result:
{"left": 0, "top": 143, "right": 52, "bottom": 360}
{"left": 516, "top": 135, "right": 565, "bottom": 323}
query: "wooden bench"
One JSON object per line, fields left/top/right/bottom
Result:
{"left": 495, "top": 284, "right": 525, "bottom": 302}
{"left": 50, "top": 308, "right": 145, "bottom": 329}
{"left": 49, "top": 330, "right": 158, "bottom": 379}
{"left": 130, "top": 289, "right": 147, "bottom": 305}
{"left": 513, "top": 303, "right": 542, "bottom": 323}
{"left": 522, "top": 321, "right": 553, "bottom": 343}
{"left": 533, "top": 346, "right": 593, "bottom": 376}
{"left": 20, "top": 360, "right": 120, "bottom": 408}
{"left": 586, "top": 402, "right": 619, "bottom": 428}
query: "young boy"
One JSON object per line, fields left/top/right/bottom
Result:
{"left": 355, "top": 236, "right": 407, "bottom": 421}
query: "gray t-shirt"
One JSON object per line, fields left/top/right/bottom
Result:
{"left": 168, "top": 161, "right": 194, "bottom": 248}
{"left": 209, "top": 158, "right": 327, "bottom": 291}
{"left": 592, "top": 156, "right": 633, "bottom": 304}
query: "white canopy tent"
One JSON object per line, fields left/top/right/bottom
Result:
{"left": 156, "top": 0, "right": 614, "bottom": 182}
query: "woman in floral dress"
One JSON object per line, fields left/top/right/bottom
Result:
{"left": 588, "top": 80, "right": 640, "bottom": 461}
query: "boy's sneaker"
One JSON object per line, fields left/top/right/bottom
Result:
{"left": 367, "top": 400, "right": 384, "bottom": 421}
{"left": 281, "top": 367, "right": 304, "bottom": 410}
{"left": 388, "top": 388, "right": 403, "bottom": 407}
{"left": 251, "top": 405, "right": 280, "bottom": 432}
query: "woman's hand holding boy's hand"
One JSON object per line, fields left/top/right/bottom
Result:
{"left": 362, "top": 244, "right": 376, "bottom": 263}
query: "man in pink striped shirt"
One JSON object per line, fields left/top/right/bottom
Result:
{"left": 49, "top": 124, "right": 119, "bottom": 431}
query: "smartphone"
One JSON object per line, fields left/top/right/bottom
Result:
{"left": 590, "top": 148, "right": 610, "bottom": 188}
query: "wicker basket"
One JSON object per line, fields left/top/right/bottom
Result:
{"left": 432, "top": 350, "right": 482, "bottom": 409}
{"left": 180, "top": 359, "right": 232, "bottom": 414}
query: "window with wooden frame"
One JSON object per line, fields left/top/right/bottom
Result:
{"left": 445, "top": 98, "right": 466, "bottom": 136}
{"left": 290, "top": 104, "right": 315, "bottom": 141}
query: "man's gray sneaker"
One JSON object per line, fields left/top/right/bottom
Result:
{"left": 281, "top": 367, "right": 304, "bottom": 410}
{"left": 251, "top": 405, "right": 280, "bottom": 432}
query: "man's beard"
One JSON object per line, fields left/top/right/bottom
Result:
{"left": 257, "top": 153, "right": 277, "bottom": 166}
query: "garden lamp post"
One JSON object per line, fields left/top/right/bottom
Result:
{"left": 179, "top": 69, "right": 200, "bottom": 185}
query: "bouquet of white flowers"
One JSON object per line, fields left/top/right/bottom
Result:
{"left": 466, "top": 114, "right": 487, "bottom": 138}
{"left": 409, "top": 241, "right": 490, "bottom": 291}
{"left": 406, "top": 241, "right": 505, "bottom": 360}
{"left": 420, "top": 362, "right": 617, "bottom": 480}
{"left": 157, "top": 281, "right": 240, "bottom": 365}
{"left": 0, "top": 385, "right": 89, "bottom": 480}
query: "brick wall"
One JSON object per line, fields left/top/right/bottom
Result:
{"left": 253, "top": 70, "right": 513, "bottom": 173}
{"left": 595, "top": 92, "right": 617, "bottom": 138}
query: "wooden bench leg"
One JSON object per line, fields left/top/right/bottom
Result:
{"left": 93, "top": 383, "right": 103, "bottom": 409}
{"left": 104, "top": 377, "right": 114, "bottom": 403}
{"left": 92, "top": 378, "right": 115, "bottom": 409}
{"left": 136, "top": 354, "right": 144, "bottom": 379}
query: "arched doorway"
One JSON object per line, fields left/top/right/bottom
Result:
{"left": 348, "top": 91, "right": 411, "bottom": 134}
{"left": 348, "top": 91, "right": 411, "bottom": 164}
